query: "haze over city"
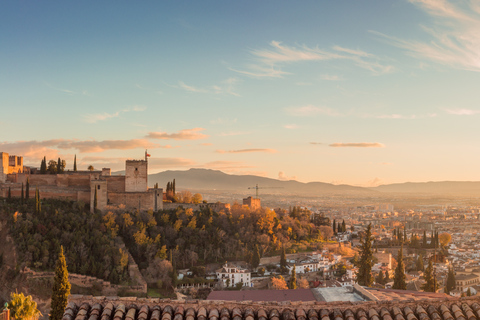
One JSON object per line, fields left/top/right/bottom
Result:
{"left": 2, "top": 0, "right": 480, "bottom": 186}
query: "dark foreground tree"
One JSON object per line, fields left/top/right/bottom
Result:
{"left": 356, "top": 223, "right": 373, "bottom": 286}
{"left": 422, "top": 259, "right": 437, "bottom": 292}
{"left": 393, "top": 245, "right": 406, "bottom": 290}
{"left": 280, "top": 246, "right": 287, "bottom": 273}
{"left": 50, "top": 246, "right": 71, "bottom": 320}
{"left": 445, "top": 267, "right": 455, "bottom": 294}
{"left": 290, "top": 265, "right": 297, "bottom": 289}
{"left": 252, "top": 244, "right": 261, "bottom": 269}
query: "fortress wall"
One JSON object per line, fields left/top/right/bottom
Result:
{"left": 108, "top": 192, "right": 154, "bottom": 211}
{"left": 125, "top": 160, "right": 147, "bottom": 192}
{"left": 105, "top": 176, "right": 126, "bottom": 192}
{"left": 27, "top": 174, "right": 58, "bottom": 186}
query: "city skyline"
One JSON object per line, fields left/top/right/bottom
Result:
{"left": 1, "top": 0, "right": 480, "bottom": 186}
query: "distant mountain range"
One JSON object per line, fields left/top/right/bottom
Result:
{"left": 144, "top": 168, "right": 480, "bottom": 197}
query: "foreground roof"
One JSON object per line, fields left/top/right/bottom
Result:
{"left": 62, "top": 294, "right": 480, "bottom": 320}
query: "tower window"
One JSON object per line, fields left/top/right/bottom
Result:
{"left": 135, "top": 167, "right": 138, "bottom": 171}
{"left": 98, "top": 185, "right": 100, "bottom": 190}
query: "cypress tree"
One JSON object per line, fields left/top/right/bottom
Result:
{"left": 403, "top": 228, "right": 407, "bottom": 243}
{"left": 423, "top": 230, "right": 427, "bottom": 247}
{"left": 356, "top": 223, "right": 373, "bottom": 287}
{"left": 342, "top": 219, "right": 346, "bottom": 232}
{"left": 332, "top": 219, "right": 336, "bottom": 234}
{"left": 57, "top": 157, "right": 62, "bottom": 173}
{"left": 7, "top": 187, "right": 11, "bottom": 201}
{"left": 385, "top": 270, "right": 390, "bottom": 283}
{"left": 73, "top": 155, "right": 77, "bottom": 172}
{"left": 337, "top": 222, "right": 341, "bottom": 233}
{"left": 393, "top": 245, "right": 406, "bottom": 290}
{"left": 94, "top": 188, "right": 97, "bottom": 211}
{"left": 422, "top": 259, "right": 437, "bottom": 292}
{"left": 416, "top": 254, "right": 424, "bottom": 271}
{"left": 290, "top": 265, "right": 297, "bottom": 289}
{"left": 40, "top": 156, "right": 47, "bottom": 174}
{"left": 252, "top": 245, "right": 261, "bottom": 269}
{"left": 173, "top": 179, "right": 176, "bottom": 195}
{"left": 26, "top": 178, "right": 30, "bottom": 200}
{"left": 446, "top": 267, "right": 455, "bottom": 294}
{"left": 467, "top": 287, "right": 472, "bottom": 296}
{"left": 50, "top": 246, "right": 71, "bottom": 320}
{"left": 376, "top": 270, "right": 384, "bottom": 285}
{"left": 21, "top": 182, "right": 24, "bottom": 204}
{"left": 280, "top": 246, "right": 287, "bottom": 273}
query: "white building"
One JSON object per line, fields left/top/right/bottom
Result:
{"left": 216, "top": 264, "right": 251, "bottom": 288}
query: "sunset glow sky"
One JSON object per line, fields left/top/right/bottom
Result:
{"left": 2, "top": 1, "right": 480, "bottom": 186}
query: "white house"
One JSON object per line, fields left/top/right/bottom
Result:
{"left": 216, "top": 263, "right": 251, "bottom": 287}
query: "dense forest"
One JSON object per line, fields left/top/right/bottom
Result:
{"left": 1, "top": 198, "right": 129, "bottom": 284}
{"left": 1, "top": 195, "right": 332, "bottom": 286}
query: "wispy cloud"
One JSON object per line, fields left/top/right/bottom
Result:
{"left": 329, "top": 142, "right": 385, "bottom": 148}
{"left": 373, "top": 113, "right": 437, "bottom": 119}
{"left": 178, "top": 81, "right": 207, "bottom": 93}
{"left": 44, "top": 82, "right": 75, "bottom": 94}
{"left": 232, "top": 41, "right": 393, "bottom": 78}
{"left": 146, "top": 128, "right": 209, "bottom": 140}
{"left": 216, "top": 148, "right": 277, "bottom": 154}
{"left": 445, "top": 108, "right": 480, "bottom": 115}
{"left": 178, "top": 78, "right": 240, "bottom": 96}
{"left": 310, "top": 142, "right": 324, "bottom": 145}
{"left": 84, "top": 105, "right": 146, "bottom": 123}
{"left": 284, "top": 124, "right": 298, "bottom": 129}
{"left": 278, "top": 171, "right": 298, "bottom": 181}
{"left": 372, "top": 0, "right": 480, "bottom": 71}
{"left": 285, "top": 105, "right": 342, "bottom": 117}
{"left": 0, "top": 139, "right": 161, "bottom": 157}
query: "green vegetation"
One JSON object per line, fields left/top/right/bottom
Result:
{"left": 9, "top": 292, "right": 42, "bottom": 320}
{"left": 50, "top": 246, "right": 71, "bottom": 320}
{"left": 356, "top": 223, "right": 373, "bottom": 287}
{"left": 3, "top": 198, "right": 129, "bottom": 284}
{"left": 422, "top": 259, "right": 437, "bottom": 292}
{"left": 392, "top": 246, "right": 406, "bottom": 290}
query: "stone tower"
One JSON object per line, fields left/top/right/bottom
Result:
{"left": 0, "top": 152, "right": 8, "bottom": 183}
{"left": 125, "top": 155, "right": 148, "bottom": 192}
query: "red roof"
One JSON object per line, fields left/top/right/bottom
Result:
{"left": 207, "top": 289, "right": 316, "bottom": 302}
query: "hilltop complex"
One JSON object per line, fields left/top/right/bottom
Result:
{"left": 0, "top": 151, "right": 163, "bottom": 212}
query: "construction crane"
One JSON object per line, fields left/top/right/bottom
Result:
{"left": 247, "top": 184, "right": 283, "bottom": 198}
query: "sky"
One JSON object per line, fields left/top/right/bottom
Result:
{"left": 1, "top": 0, "right": 480, "bottom": 187}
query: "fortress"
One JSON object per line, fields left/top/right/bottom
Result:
{"left": 0, "top": 151, "right": 163, "bottom": 212}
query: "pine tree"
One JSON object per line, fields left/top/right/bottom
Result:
{"left": 356, "top": 223, "right": 374, "bottom": 287}
{"left": 342, "top": 219, "right": 346, "bottom": 233}
{"left": 21, "top": 182, "right": 24, "bottom": 204}
{"left": 280, "top": 246, "right": 287, "bottom": 273}
{"left": 446, "top": 267, "right": 455, "bottom": 294}
{"left": 393, "top": 245, "right": 406, "bottom": 290}
{"left": 252, "top": 245, "right": 261, "bottom": 269}
{"left": 73, "top": 154, "right": 77, "bottom": 171}
{"left": 26, "top": 178, "right": 30, "bottom": 201}
{"left": 422, "top": 259, "right": 437, "bottom": 292}
{"left": 50, "top": 246, "right": 71, "bottom": 320}
{"left": 290, "top": 265, "right": 297, "bottom": 289}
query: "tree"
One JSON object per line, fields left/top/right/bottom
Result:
{"left": 385, "top": 270, "right": 390, "bottom": 283}
{"left": 26, "top": 178, "right": 30, "bottom": 201}
{"left": 50, "top": 246, "right": 71, "bottom": 320}
{"left": 192, "top": 193, "right": 203, "bottom": 204}
{"left": 73, "top": 154, "right": 77, "bottom": 171}
{"left": 423, "top": 230, "right": 427, "bottom": 247}
{"left": 252, "top": 245, "right": 261, "bottom": 269}
{"left": 342, "top": 219, "right": 346, "bottom": 233}
{"left": 47, "top": 160, "right": 57, "bottom": 174}
{"left": 7, "top": 187, "right": 11, "bottom": 201}
{"left": 21, "top": 182, "right": 24, "bottom": 204}
{"left": 392, "top": 246, "right": 406, "bottom": 290}
{"left": 271, "top": 276, "right": 288, "bottom": 290}
{"left": 280, "top": 246, "right": 287, "bottom": 273}
{"left": 416, "top": 255, "right": 424, "bottom": 271}
{"left": 356, "top": 223, "right": 374, "bottom": 287}
{"left": 9, "top": 292, "right": 42, "bottom": 320}
{"left": 446, "top": 267, "right": 455, "bottom": 294}
{"left": 439, "top": 232, "right": 452, "bottom": 247}
{"left": 290, "top": 265, "right": 297, "bottom": 289}
{"left": 94, "top": 188, "right": 97, "bottom": 211}
{"left": 40, "top": 156, "right": 47, "bottom": 174}
{"left": 332, "top": 219, "right": 336, "bottom": 235}
{"left": 422, "top": 259, "right": 437, "bottom": 292}
{"left": 35, "top": 188, "right": 41, "bottom": 213}
{"left": 88, "top": 165, "right": 94, "bottom": 171}
{"left": 376, "top": 270, "right": 384, "bottom": 285}
{"left": 467, "top": 287, "right": 472, "bottom": 296}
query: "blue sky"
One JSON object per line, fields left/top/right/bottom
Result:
{"left": 1, "top": 0, "right": 480, "bottom": 186}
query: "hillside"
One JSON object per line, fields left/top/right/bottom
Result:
{"left": 148, "top": 168, "right": 376, "bottom": 196}
{"left": 372, "top": 181, "right": 480, "bottom": 196}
